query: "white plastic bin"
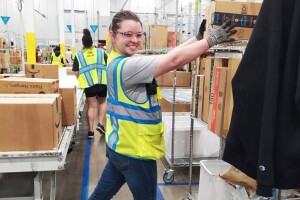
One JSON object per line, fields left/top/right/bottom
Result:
{"left": 198, "top": 160, "right": 249, "bottom": 200}
{"left": 162, "top": 113, "right": 220, "bottom": 159}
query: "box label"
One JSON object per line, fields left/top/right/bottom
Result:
{"left": 212, "top": 12, "right": 258, "bottom": 28}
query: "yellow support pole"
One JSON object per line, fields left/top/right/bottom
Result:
{"left": 25, "top": 32, "right": 36, "bottom": 64}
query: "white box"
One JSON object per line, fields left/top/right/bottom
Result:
{"left": 162, "top": 114, "right": 220, "bottom": 159}
{"left": 198, "top": 160, "right": 249, "bottom": 200}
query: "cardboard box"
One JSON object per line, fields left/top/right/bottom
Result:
{"left": 149, "top": 25, "right": 168, "bottom": 49}
{"left": 66, "top": 67, "right": 77, "bottom": 76}
{"left": 0, "top": 74, "right": 26, "bottom": 79}
{"left": 160, "top": 88, "right": 191, "bottom": 112}
{"left": 192, "top": 75, "right": 205, "bottom": 120}
{"left": 0, "top": 77, "right": 59, "bottom": 94}
{"left": 203, "top": 57, "right": 227, "bottom": 123}
{"left": 222, "top": 58, "right": 241, "bottom": 138}
{"left": 205, "top": 1, "right": 262, "bottom": 40}
{"left": 159, "top": 97, "right": 190, "bottom": 112}
{"left": 0, "top": 94, "right": 62, "bottom": 152}
{"left": 59, "top": 85, "right": 77, "bottom": 125}
{"left": 208, "top": 67, "right": 227, "bottom": 137}
{"left": 156, "top": 71, "right": 191, "bottom": 87}
{"left": 25, "top": 64, "right": 59, "bottom": 79}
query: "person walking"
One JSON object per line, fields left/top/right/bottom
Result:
{"left": 89, "top": 10, "right": 236, "bottom": 200}
{"left": 73, "top": 29, "right": 108, "bottom": 139}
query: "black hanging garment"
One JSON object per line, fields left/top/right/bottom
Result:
{"left": 223, "top": 0, "right": 300, "bottom": 197}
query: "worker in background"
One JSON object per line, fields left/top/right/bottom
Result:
{"left": 72, "top": 29, "right": 108, "bottom": 139}
{"left": 51, "top": 46, "right": 65, "bottom": 67}
{"left": 88, "top": 10, "right": 236, "bottom": 200}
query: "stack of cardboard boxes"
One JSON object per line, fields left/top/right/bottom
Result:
{"left": 192, "top": 1, "right": 262, "bottom": 138}
{"left": 192, "top": 56, "right": 242, "bottom": 138}
{"left": 0, "top": 64, "right": 78, "bottom": 152}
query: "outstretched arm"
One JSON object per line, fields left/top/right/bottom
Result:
{"left": 154, "top": 19, "right": 236, "bottom": 78}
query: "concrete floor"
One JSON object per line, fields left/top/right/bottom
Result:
{"left": 0, "top": 105, "right": 200, "bottom": 200}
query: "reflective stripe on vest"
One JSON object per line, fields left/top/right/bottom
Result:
{"left": 76, "top": 48, "right": 106, "bottom": 88}
{"left": 107, "top": 98, "right": 161, "bottom": 122}
{"left": 105, "top": 56, "right": 165, "bottom": 160}
{"left": 77, "top": 52, "right": 95, "bottom": 87}
{"left": 96, "top": 48, "right": 107, "bottom": 84}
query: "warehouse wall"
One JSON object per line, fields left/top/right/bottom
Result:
{"left": 0, "top": 0, "right": 209, "bottom": 50}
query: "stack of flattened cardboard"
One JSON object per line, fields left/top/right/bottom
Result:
{"left": 201, "top": 57, "right": 241, "bottom": 138}
{"left": 192, "top": 75, "right": 205, "bottom": 119}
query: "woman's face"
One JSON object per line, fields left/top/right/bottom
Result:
{"left": 111, "top": 19, "right": 143, "bottom": 57}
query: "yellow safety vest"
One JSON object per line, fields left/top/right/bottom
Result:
{"left": 76, "top": 48, "right": 106, "bottom": 88}
{"left": 105, "top": 50, "right": 165, "bottom": 160}
{"left": 51, "top": 52, "right": 63, "bottom": 67}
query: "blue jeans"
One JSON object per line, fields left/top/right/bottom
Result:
{"left": 89, "top": 146, "right": 157, "bottom": 200}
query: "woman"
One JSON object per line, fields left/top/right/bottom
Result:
{"left": 72, "top": 29, "right": 107, "bottom": 139}
{"left": 89, "top": 10, "right": 236, "bottom": 200}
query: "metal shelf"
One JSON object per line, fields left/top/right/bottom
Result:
{"left": 165, "top": 156, "right": 217, "bottom": 168}
{"left": 0, "top": 125, "right": 75, "bottom": 173}
{"left": 165, "top": 156, "right": 201, "bottom": 167}
{"left": 161, "top": 88, "right": 192, "bottom": 104}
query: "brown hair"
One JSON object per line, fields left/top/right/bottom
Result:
{"left": 82, "top": 28, "right": 93, "bottom": 49}
{"left": 111, "top": 10, "right": 142, "bottom": 33}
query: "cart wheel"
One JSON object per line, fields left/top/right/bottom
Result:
{"left": 163, "top": 171, "right": 174, "bottom": 183}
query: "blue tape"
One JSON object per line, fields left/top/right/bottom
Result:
{"left": 156, "top": 186, "right": 165, "bottom": 200}
{"left": 80, "top": 139, "right": 92, "bottom": 200}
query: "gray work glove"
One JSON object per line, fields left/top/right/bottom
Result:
{"left": 196, "top": 19, "right": 207, "bottom": 41}
{"left": 206, "top": 19, "right": 237, "bottom": 47}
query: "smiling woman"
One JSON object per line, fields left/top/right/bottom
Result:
{"left": 88, "top": 9, "right": 237, "bottom": 200}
